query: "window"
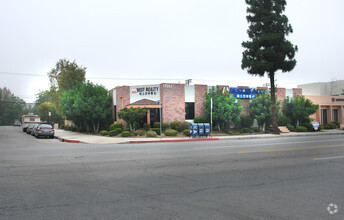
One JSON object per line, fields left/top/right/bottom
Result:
{"left": 30, "top": 117, "right": 34, "bottom": 122}
{"left": 185, "top": 102, "right": 195, "bottom": 120}
{"left": 332, "top": 109, "right": 339, "bottom": 122}
{"left": 321, "top": 109, "right": 328, "bottom": 124}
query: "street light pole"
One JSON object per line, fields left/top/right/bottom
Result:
{"left": 210, "top": 98, "right": 213, "bottom": 138}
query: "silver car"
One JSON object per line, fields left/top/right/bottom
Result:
{"left": 34, "top": 124, "right": 55, "bottom": 139}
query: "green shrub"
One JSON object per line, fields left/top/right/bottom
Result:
{"left": 323, "top": 124, "right": 331, "bottom": 130}
{"left": 171, "top": 121, "right": 183, "bottom": 132}
{"left": 240, "top": 115, "right": 253, "bottom": 128}
{"left": 143, "top": 123, "right": 151, "bottom": 131}
{"left": 134, "top": 123, "right": 141, "bottom": 130}
{"left": 151, "top": 128, "right": 161, "bottom": 135}
{"left": 146, "top": 131, "right": 157, "bottom": 137}
{"left": 110, "top": 122, "right": 123, "bottom": 130}
{"left": 153, "top": 122, "right": 160, "bottom": 128}
{"left": 319, "top": 124, "right": 324, "bottom": 131}
{"left": 236, "top": 131, "right": 241, "bottom": 135}
{"left": 253, "top": 127, "right": 261, "bottom": 132}
{"left": 183, "top": 129, "right": 190, "bottom": 136}
{"left": 329, "top": 122, "right": 339, "bottom": 129}
{"left": 165, "top": 129, "right": 178, "bottom": 136}
{"left": 301, "top": 123, "right": 313, "bottom": 132}
{"left": 121, "top": 131, "right": 131, "bottom": 137}
{"left": 227, "top": 131, "right": 233, "bottom": 135}
{"left": 194, "top": 116, "right": 209, "bottom": 123}
{"left": 64, "top": 125, "right": 70, "bottom": 131}
{"left": 287, "top": 125, "right": 295, "bottom": 132}
{"left": 239, "top": 128, "right": 250, "bottom": 133}
{"left": 265, "top": 130, "right": 271, "bottom": 134}
{"left": 249, "top": 129, "right": 254, "bottom": 134}
{"left": 296, "top": 126, "right": 307, "bottom": 132}
{"left": 278, "top": 116, "right": 290, "bottom": 126}
{"left": 182, "top": 122, "right": 190, "bottom": 130}
{"left": 134, "top": 129, "right": 145, "bottom": 136}
{"left": 108, "top": 129, "right": 120, "bottom": 136}
{"left": 162, "top": 122, "right": 170, "bottom": 131}
{"left": 99, "top": 130, "right": 108, "bottom": 136}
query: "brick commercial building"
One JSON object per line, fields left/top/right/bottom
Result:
{"left": 109, "top": 83, "right": 302, "bottom": 126}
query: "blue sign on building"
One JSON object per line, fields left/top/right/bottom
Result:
{"left": 223, "top": 87, "right": 266, "bottom": 99}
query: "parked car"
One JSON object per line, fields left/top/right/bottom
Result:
{"left": 34, "top": 124, "right": 55, "bottom": 139}
{"left": 26, "top": 124, "right": 36, "bottom": 135}
{"left": 31, "top": 124, "right": 40, "bottom": 136}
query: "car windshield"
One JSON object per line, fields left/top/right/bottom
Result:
{"left": 40, "top": 125, "right": 53, "bottom": 129}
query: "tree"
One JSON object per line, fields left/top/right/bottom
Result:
{"left": 249, "top": 93, "right": 281, "bottom": 130}
{"left": 48, "top": 59, "right": 86, "bottom": 115}
{"left": 36, "top": 102, "right": 60, "bottom": 123}
{"left": 60, "top": 81, "right": 112, "bottom": 133}
{"left": 283, "top": 96, "right": 318, "bottom": 127}
{"left": 117, "top": 107, "right": 147, "bottom": 132}
{"left": 0, "top": 87, "right": 26, "bottom": 125}
{"left": 204, "top": 87, "right": 243, "bottom": 131}
{"left": 241, "top": 0, "right": 298, "bottom": 134}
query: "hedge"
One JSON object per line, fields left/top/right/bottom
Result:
{"left": 110, "top": 122, "right": 123, "bottom": 130}
{"left": 183, "top": 129, "right": 190, "bottom": 136}
{"left": 165, "top": 129, "right": 178, "bottom": 136}
{"left": 153, "top": 122, "right": 160, "bottom": 128}
{"left": 146, "top": 131, "right": 157, "bottom": 137}
{"left": 134, "top": 130, "right": 145, "bottom": 136}
{"left": 99, "top": 130, "right": 108, "bottom": 136}
{"left": 109, "top": 128, "right": 122, "bottom": 136}
{"left": 194, "top": 117, "right": 209, "bottom": 123}
{"left": 296, "top": 126, "right": 307, "bottom": 132}
{"left": 171, "top": 121, "right": 183, "bottom": 132}
{"left": 162, "top": 123, "right": 170, "bottom": 131}
{"left": 121, "top": 131, "right": 131, "bottom": 137}
{"left": 151, "top": 128, "right": 161, "bottom": 135}
{"left": 143, "top": 123, "right": 151, "bottom": 131}
{"left": 287, "top": 125, "right": 295, "bottom": 132}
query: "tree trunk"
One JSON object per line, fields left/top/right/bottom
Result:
{"left": 270, "top": 73, "right": 280, "bottom": 134}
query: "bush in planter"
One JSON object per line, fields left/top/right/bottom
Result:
{"left": 110, "top": 122, "right": 123, "bottom": 130}
{"left": 162, "top": 123, "right": 170, "bottom": 131}
{"left": 194, "top": 116, "right": 209, "bottom": 123}
{"left": 153, "top": 122, "right": 160, "bottom": 128}
{"left": 296, "top": 126, "right": 307, "bottom": 132}
{"left": 171, "top": 121, "right": 183, "bottom": 132}
{"left": 301, "top": 123, "right": 313, "bottom": 132}
{"left": 287, "top": 125, "right": 295, "bottom": 132}
{"left": 182, "top": 122, "right": 190, "bottom": 130}
{"left": 165, "top": 129, "right": 178, "bottom": 136}
{"left": 146, "top": 131, "right": 157, "bottom": 137}
{"left": 134, "top": 129, "right": 145, "bottom": 136}
{"left": 183, "top": 129, "right": 190, "bottom": 136}
{"left": 99, "top": 130, "right": 108, "bottom": 136}
{"left": 143, "top": 123, "right": 151, "bottom": 131}
{"left": 121, "top": 131, "right": 131, "bottom": 137}
{"left": 151, "top": 128, "right": 161, "bottom": 135}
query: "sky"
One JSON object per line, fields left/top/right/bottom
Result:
{"left": 1, "top": 0, "right": 343, "bottom": 103}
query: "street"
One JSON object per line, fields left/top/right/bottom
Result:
{"left": 1, "top": 126, "right": 344, "bottom": 219}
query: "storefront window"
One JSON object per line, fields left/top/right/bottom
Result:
{"left": 332, "top": 109, "right": 338, "bottom": 122}
{"left": 185, "top": 102, "right": 195, "bottom": 120}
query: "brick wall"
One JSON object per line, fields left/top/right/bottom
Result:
{"left": 293, "top": 88, "right": 302, "bottom": 97}
{"left": 161, "top": 83, "right": 185, "bottom": 123}
{"left": 195, "top": 84, "right": 207, "bottom": 117}
{"left": 115, "top": 86, "right": 130, "bottom": 123}
{"left": 276, "top": 88, "right": 286, "bottom": 110}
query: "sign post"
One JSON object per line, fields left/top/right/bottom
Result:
{"left": 210, "top": 98, "right": 213, "bottom": 138}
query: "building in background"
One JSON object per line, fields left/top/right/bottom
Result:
{"left": 109, "top": 83, "right": 301, "bottom": 126}
{"left": 298, "top": 80, "right": 344, "bottom": 126}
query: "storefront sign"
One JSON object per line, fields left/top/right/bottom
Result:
{"left": 223, "top": 87, "right": 266, "bottom": 99}
{"left": 131, "top": 86, "right": 159, "bottom": 96}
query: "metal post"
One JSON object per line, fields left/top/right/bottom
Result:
{"left": 159, "top": 101, "right": 162, "bottom": 140}
{"left": 210, "top": 98, "right": 213, "bottom": 138}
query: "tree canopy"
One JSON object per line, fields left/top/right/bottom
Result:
{"left": 0, "top": 87, "right": 26, "bottom": 125}
{"left": 283, "top": 96, "right": 318, "bottom": 127}
{"left": 60, "top": 81, "right": 112, "bottom": 133}
{"left": 48, "top": 59, "right": 86, "bottom": 115}
{"left": 249, "top": 93, "right": 281, "bottom": 130}
{"left": 242, "top": 0, "right": 297, "bottom": 134}
{"left": 117, "top": 107, "right": 147, "bottom": 132}
{"left": 204, "top": 87, "right": 243, "bottom": 131}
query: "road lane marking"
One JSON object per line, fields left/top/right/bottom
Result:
{"left": 237, "top": 144, "right": 344, "bottom": 154}
{"left": 313, "top": 156, "right": 344, "bottom": 160}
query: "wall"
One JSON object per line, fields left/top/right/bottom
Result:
{"left": 115, "top": 86, "right": 130, "bottom": 122}
{"left": 160, "top": 83, "right": 185, "bottom": 123}
{"left": 194, "top": 84, "right": 207, "bottom": 117}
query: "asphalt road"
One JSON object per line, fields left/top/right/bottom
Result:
{"left": 1, "top": 126, "right": 344, "bottom": 220}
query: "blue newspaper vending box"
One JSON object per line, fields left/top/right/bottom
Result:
{"left": 198, "top": 123, "right": 205, "bottom": 136}
{"left": 190, "top": 123, "right": 198, "bottom": 136}
{"left": 204, "top": 123, "right": 210, "bottom": 136}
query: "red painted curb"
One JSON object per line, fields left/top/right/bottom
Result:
{"left": 61, "top": 138, "right": 80, "bottom": 143}
{"left": 129, "top": 138, "right": 219, "bottom": 144}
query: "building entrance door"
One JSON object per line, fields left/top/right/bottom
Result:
{"left": 321, "top": 109, "right": 328, "bottom": 124}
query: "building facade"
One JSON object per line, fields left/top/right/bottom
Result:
{"left": 110, "top": 83, "right": 301, "bottom": 126}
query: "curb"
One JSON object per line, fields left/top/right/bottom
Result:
{"left": 129, "top": 138, "right": 219, "bottom": 144}
{"left": 55, "top": 136, "right": 82, "bottom": 144}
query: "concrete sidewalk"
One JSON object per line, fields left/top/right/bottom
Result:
{"left": 54, "top": 129, "right": 344, "bottom": 144}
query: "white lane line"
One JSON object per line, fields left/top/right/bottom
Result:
{"left": 313, "top": 156, "right": 344, "bottom": 160}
